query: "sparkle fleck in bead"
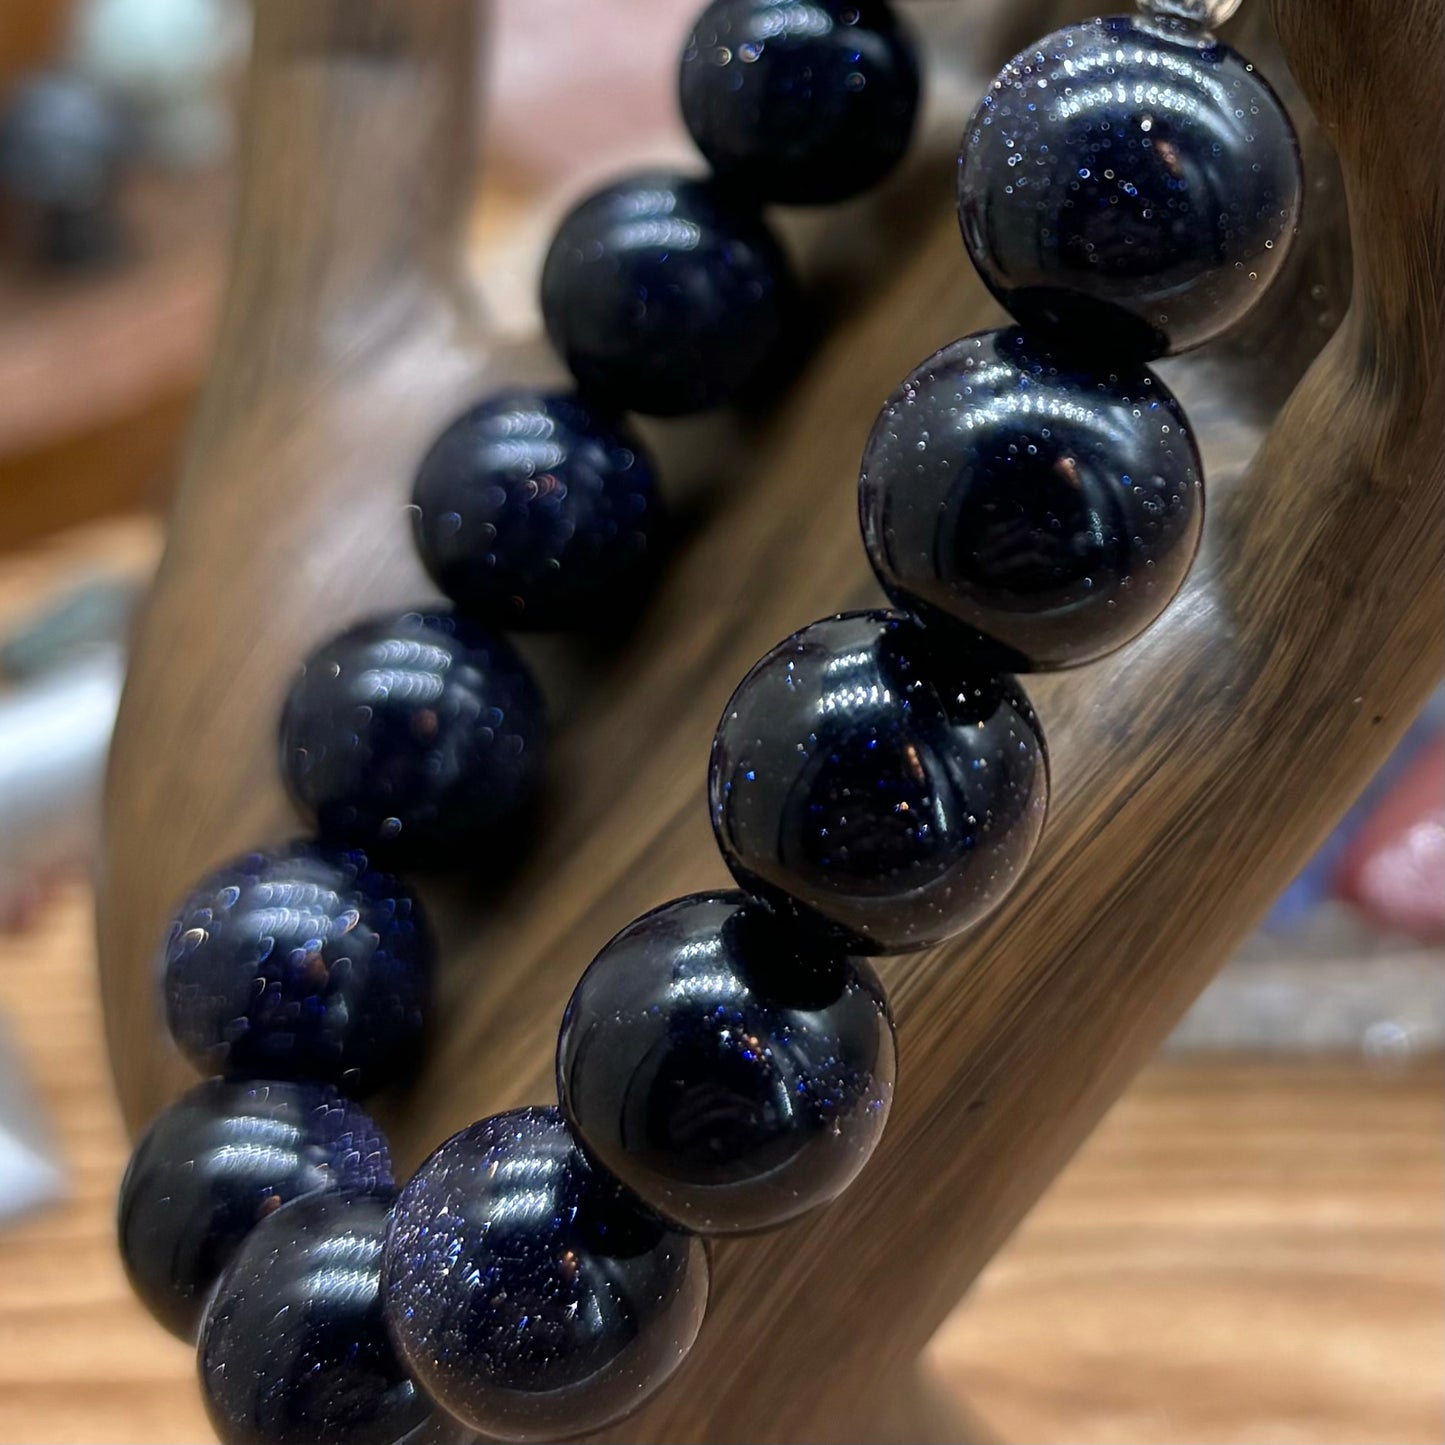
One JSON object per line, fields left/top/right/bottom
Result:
{"left": 162, "top": 841, "right": 433, "bottom": 1096}
{"left": 679, "top": 0, "right": 920, "bottom": 205}
{"left": 383, "top": 1107, "right": 708, "bottom": 1443}
{"left": 198, "top": 1192, "right": 471, "bottom": 1445}
{"left": 957, "top": 15, "right": 1302, "bottom": 357}
{"left": 278, "top": 611, "right": 547, "bottom": 867}
{"left": 540, "top": 170, "right": 798, "bottom": 416}
{"left": 117, "top": 1078, "right": 391, "bottom": 1340}
{"left": 709, "top": 611, "right": 1048, "bottom": 954}
{"left": 859, "top": 327, "right": 1203, "bottom": 670}
{"left": 558, "top": 891, "right": 895, "bottom": 1234}
{"left": 411, "top": 391, "right": 664, "bottom": 631}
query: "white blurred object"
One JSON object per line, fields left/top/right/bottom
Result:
{"left": 68, "top": 0, "right": 250, "bottom": 169}
{"left": 0, "top": 1012, "right": 64, "bottom": 1224}
{"left": 0, "top": 648, "right": 124, "bottom": 928}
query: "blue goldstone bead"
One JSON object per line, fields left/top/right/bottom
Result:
{"left": 957, "top": 16, "right": 1302, "bottom": 357}
{"left": 540, "top": 171, "right": 797, "bottom": 416}
{"left": 709, "top": 611, "right": 1048, "bottom": 954}
{"left": 117, "top": 1078, "right": 391, "bottom": 1340}
{"left": 558, "top": 891, "right": 895, "bottom": 1234}
{"left": 383, "top": 1107, "right": 708, "bottom": 1442}
{"left": 411, "top": 391, "right": 664, "bottom": 630}
{"left": 162, "top": 842, "right": 433, "bottom": 1096}
{"left": 198, "top": 1192, "right": 472, "bottom": 1445}
{"left": 679, "top": 0, "right": 920, "bottom": 205}
{"left": 859, "top": 327, "right": 1204, "bottom": 670}
{"left": 278, "top": 611, "right": 547, "bottom": 867}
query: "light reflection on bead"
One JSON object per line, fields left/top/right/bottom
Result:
{"left": 859, "top": 327, "right": 1203, "bottom": 670}
{"left": 411, "top": 392, "right": 664, "bottom": 630}
{"left": 709, "top": 611, "right": 1048, "bottom": 954}
{"left": 679, "top": 0, "right": 920, "bottom": 204}
{"left": 1138, "top": 0, "right": 1244, "bottom": 29}
{"left": 199, "top": 1192, "right": 470, "bottom": 1445}
{"left": 278, "top": 612, "right": 547, "bottom": 868}
{"left": 383, "top": 1107, "right": 707, "bottom": 1442}
{"left": 540, "top": 171, "right": 798, "bottom": 416}
{"left": 558, "top": 891, "right": 895, "bottom": 1233}
{"left": 163, "top": 842, "right": 432, "bottom": 1096}
{"left": 958, "top": 15, "right": 1302, "bottom": 357}
{"left": 117, "top": 1078, "right": 391, "bottom": 1340}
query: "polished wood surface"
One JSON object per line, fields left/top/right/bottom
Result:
{"left": 96, "top": 1, "right": 1444, "bottom": 1440}
{"left": 2, "top": 887, "right": 1441, "bottom": 1445}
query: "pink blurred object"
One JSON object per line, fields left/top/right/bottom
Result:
{"left": 1335, "top": 742, "right": 1445, "bottom": 943}
{"left": 485, "top": 0, "right": 694, "bottom": 190}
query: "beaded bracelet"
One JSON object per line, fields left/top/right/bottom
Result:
{"left": 116, "top": 2, "right": 1301, "bottom": 1442}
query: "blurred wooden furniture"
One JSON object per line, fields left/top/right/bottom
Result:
{"left": 0, "top": 169, "right": 227, "bottom": 550}
{"left": 0, "top": 0, "right": 72, "bottom": 92}
{"left": 96, "top": 0, "right": 1444, "bottom": 1440}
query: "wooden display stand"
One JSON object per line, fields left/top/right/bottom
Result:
{"left": 98, "top": 2, "right": 1443, "bottom": 1441}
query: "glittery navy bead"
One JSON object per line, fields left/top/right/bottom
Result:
{"left": 558, "top": 891, "right": 894, "bottom": 1234}
{"left": 161, "top": 842, "right": 432, "bottom": 1096}
{"left": 859, "top": 327, "right": 1203, "bottom": 670}
{"left": 540, "top": 171, "right": 797, "bottom": 416}
{"left": 198, "top": 1192, "right": 470, "bottom": 1445}
{"left": 679, "top": 0, "right": 920, "bottom": 205}
{"left": 278, "top": 612, "right": 547, "bottom": 867}
{"left": 117, "top": 1078, "right": 391, "bottom": 1340}
{"left": 709, "top": 611, "right": 1048, "bottom": 954}
{"left": 383, "top": 1107, "right": 708, "bottom": 1442}
{"left": 957, "top": 16, "right": 1302, "bottom": 358}
{"left": 411, "top": 391, "right": 663, "bottom": 630}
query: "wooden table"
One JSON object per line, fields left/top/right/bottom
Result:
{"left": 0, "top": 884, "right": 1438, "bottom": 1445}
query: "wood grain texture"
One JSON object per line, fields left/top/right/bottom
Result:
{"left": 97, "top": 1, "right": 1444, "bottom": 1441}
{"left": 4, "top": 886, "right": 1442, "bottom": 1445}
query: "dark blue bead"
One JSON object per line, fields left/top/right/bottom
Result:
{"left": 540, "top": 171, "right": 797, "bottom": 416}
{"left": 679, "top": 0, "right": 920, "bottom": 205}
{"left": 709, "top": 611, "right": 1048, "bottom": 954}
{"left": 384, "top": 1107, "right": 707, "bottom": 1442}
{"left": 279, "top": 611, "right": 547, "bottom": 867}
{"left": 162, "top": 842, "right": 433, "bottom": 1096}
{"left": 117, "top": 1078, "right": 391, "bottom": 1340}
{"left": 411, "top": 391, "right": 664, "bottom": 630}
{"left": 859, "top": 327, "right": 1203, "bottom": 670}
{"left": 0, "top": 71, "right": 126, "bottom": 265}
{"left": 957, "top": 17, "right": 1302, "bottom": 358}
{"left": 558, "top": 891, "right": 894, "bottom": 1234}
{"left": 199, "top": 1192, "right": 471, "bottom": 1445}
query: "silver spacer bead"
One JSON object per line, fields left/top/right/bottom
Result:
{"left": 1137, "top": 0, "right": 1245, "bottom": 29}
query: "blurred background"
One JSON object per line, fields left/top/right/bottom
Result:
{"left": 0, "top": 0, "right": 1439, "bottom": 1441}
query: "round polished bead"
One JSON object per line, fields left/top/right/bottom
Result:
{"left": 0, "top": 71, "right": 126, "bottom": 264}
{"left": 117, "top": 1078, "right": 390, "bottom": 1340}
{"left": 859, "top": 327, "right": 1203, "bottom": 670}
{"left": 411, "top": 391, "right": 663, "bottom": 630}
{"left": 540, "top": 171, "right": 797, "bottom": 416}
{"left": 709, "top": 611, "right": 1048, "bottom": 954}
{"left": 679, "top": 0, "right": 920, "bottom": 205}
{"left": 957, "top": 16, "right": 1302, "bottom": 358}
{"left": 384, "top": 1107, "right": 708, "bottom": 1442}
{"left": 199, "top": 1192, "right": 469, "bottom": 1445}
{"left": 558, "top": 891, "right": 894, "bottom": 1233}
{"left": 279, "top": 612, "right": 547, "bottom": 866}
{"left": 162, "top": 842, "right": 432, "bottom": 1096}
